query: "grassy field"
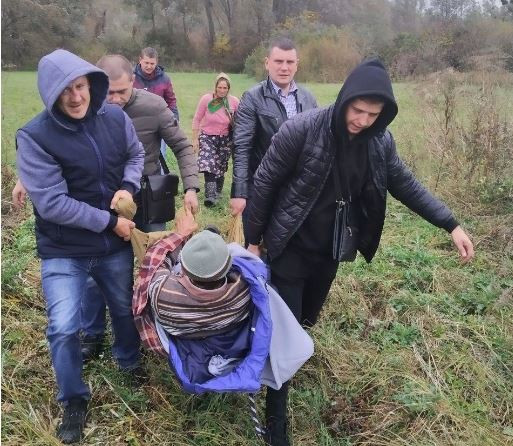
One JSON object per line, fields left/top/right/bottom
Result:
{"left": 2, "top": 71, "right": 513, "bottom": 446}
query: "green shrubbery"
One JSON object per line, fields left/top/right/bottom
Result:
{"left": 244, "top": 14, "right": 361, "bottom": 83}
{"left": 422, "top": 71, "right": 513, "bottom": 214}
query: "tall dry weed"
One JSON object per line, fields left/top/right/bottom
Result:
{"left": 424, "top": 72, "right": 513, "bottom": 214}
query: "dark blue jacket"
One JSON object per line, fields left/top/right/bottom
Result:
{"left": 16, "top": 49, "right": 144, "bottom": 258}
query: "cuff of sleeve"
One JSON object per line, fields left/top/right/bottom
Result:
{"left": 184, "top": 187, "right": 200, "bottom": 193}
{"left": 230, "top": 182, "right": 248, "bottom": 199}
{"left": 121, "top": 182, "right": 136, "bottom": 195}
{"left": 443, "top": 217, "right": 459, "bottom": 233}
{"left": 107, "top": 214, "right": 118, "bottom": 230}
{"left": 246, "top": 237, "right": 262, "bottom": 246}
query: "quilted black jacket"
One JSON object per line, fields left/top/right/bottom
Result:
{"left": 245, "top": 105, "right": 458, "bottom": 262}
{"left": 230, "top": 78, "right": 317, "bottom": 198}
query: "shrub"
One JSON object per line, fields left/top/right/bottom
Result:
{"left": 424, "top": 72, "right": 513, "bottom": 212}
{"left": 244, "top": 25, "right": 361, "bottom": 83}
{"left": 295, "top": 32, "right": 361, "bottom": 83}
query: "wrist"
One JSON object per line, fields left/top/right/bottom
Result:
{"left": 120, "top": 183, "right": 135, "bottom": 196}
{"left": 107, "top": 214, "right": 119, "bottom": 230}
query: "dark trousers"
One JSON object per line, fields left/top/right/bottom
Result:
{"left": 241, "top": 182, "right": 255, "bottom": 247}
{"left": 270, "top": 245, "right": 339, "bottom": 326}
{"left": 265, "top": 245, "right": 339, "bottom": 421}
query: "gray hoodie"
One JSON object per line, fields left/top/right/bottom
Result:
{"left": 16, "top": 49, "right": 144, "bottom": 238}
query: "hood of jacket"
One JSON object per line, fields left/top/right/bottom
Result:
{"left": 331, "top": 58, "right": 398, "bottom": 144}
{"left": 37, "top": 49, "right": 108, "bottom": 130}
{"left": 134, "top": 63, "right": 165, "bottom": 80}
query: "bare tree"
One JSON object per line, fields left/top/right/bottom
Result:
{"left": 204, "top": 0, "right": 216, "bottom": 48}
{"left": 217, "top": 0, "right": 235, "bottom": 37}
{"left": 392, "top": 0, "right": 425, "bottom": 33}
{"left": 272, "top": 0, "right": 288, "bottom": 23}
{"left": 428, "top": 0, "right": 477, "bottom": 21}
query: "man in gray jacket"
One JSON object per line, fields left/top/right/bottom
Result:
{"left": 78, "top": 54, "right": 200, "bottom": 359}
{"left": 229, "top": 37, "right": 317, "bottom": 235}
{"left": 97, "top": 54, "right": 199, "bottom": 228}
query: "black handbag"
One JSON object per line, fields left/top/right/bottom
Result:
{"left": 332, "top": 159, "right": 359, "bottom": 262}
{"left": 140, "top": 153, "right": 179, "bottom": 224}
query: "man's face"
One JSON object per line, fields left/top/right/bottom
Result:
{"left": 139, "top": 56, "right": 157, "bottom": 75}
{"left": 107, "top": 74, "right": 134, "bottom": 108}
{"left": 57, "top": 75, "right": 91, "bottom": 119}
{"left": 345, "top": 99, "right": 384, "bottom": 136}
{"left": 265, "top": 47, "right": 298, "bottom": 89}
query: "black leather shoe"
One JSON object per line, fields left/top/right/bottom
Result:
{"left": 80, "top": 334, "right": 104, "bottom": 363}
{"left": 123, "top": 366, "right": 148, "bottom": 388}
{"left": 56, "top": 398, "right": 88, "bottom": 444}
{"left": 263, "top": 417, "right": 290, "bottom": 446}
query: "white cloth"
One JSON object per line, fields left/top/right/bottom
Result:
{"left": 208, "top": 355, "right": 241, "bottom": 377}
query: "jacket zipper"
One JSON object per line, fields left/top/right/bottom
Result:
{"left": 83, "top": 124, "right": 111, "bottom": 254}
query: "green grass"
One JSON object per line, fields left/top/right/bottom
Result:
{"left": 2, "top": 71, "right": 513, "bottom": 445}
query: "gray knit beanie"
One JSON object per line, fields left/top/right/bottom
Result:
{"left": 180, "top": 230, "right": 232, "bottom": 282}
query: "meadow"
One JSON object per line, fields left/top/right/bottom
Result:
{"left": 1, "top": 71, "right": 512, "bottom": 445}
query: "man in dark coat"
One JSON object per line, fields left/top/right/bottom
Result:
{"left": 229, "top": 37, "right": 317, "bottom": 239}
{"left": 245, "top": 58, "right": 474, "bottom": 446}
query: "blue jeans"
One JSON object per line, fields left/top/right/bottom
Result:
{"left": 42, "top": 247, "right": 140, "bottom": 403}
{"left": 81, "top": 222, "right": 165, "bottom": 337}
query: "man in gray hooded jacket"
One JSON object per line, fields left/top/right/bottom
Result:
{"left": 15, "top": 49, "right": 145, "bottom": 444}
{"left": 13, "top": 54, "right": 201, "bottom": 364}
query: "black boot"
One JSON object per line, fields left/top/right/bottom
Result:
{"left": 263, "top": 383, "right": 290, "bottom": 446}
{"left": 80, "top": 334, "right": 104, "bottom": 363}
{"left": 122, "top": 365, "right": 148, "bottom": 388}
{"left": 215, "top": 176, "right": 225, "bottom": 197}
{"left": 56, "top": 398, "right": 88, "bottom": 444}
{"left": 204, "top": 173, "right": 217, "bottom": 207}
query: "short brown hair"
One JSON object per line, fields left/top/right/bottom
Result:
{"left": 358, "top": 95, "right": 385, "bottom": 105}
{"left": 267, "top": 37, "right": 297, "bottom": 56}
{"left": 96, "top": 55, "right": 133, "bottom": 80}
{"left": 140, "top": 47, "right": 158, "bottom": 59}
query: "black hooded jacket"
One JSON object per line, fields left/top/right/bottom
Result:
{"left": 245, "top": 59, "right": 458, "bottom": 262}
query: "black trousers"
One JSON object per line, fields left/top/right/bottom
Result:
{"left": 265, "top": 245, "right": 339, "bottom": 421}
{"left": 270, "top": 245, "right": 339, "bottom": 327}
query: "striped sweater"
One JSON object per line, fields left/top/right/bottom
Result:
{"left": 149, "top": 257, "right": 251, "bottom": 339}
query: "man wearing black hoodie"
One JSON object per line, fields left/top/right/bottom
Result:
{"left": 244, "top": 59, "right": 474, "bottom": 445}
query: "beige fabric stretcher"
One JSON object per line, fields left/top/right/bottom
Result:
{"left": 115, "top": 196, "right": 244, "bottom": 263}
{"left": 115, "top": 196, "right": 174, "bottom": 263}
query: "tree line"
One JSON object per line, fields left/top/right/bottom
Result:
{"left": 2, "top": 0, "right": 513, "bottom": 80}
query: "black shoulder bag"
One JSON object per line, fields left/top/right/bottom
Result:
{"left": 140, "top": 153, "right": 179, "bottom": 224}
{"left": 332, "top": 161, "right": 359, "bottom": 262}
